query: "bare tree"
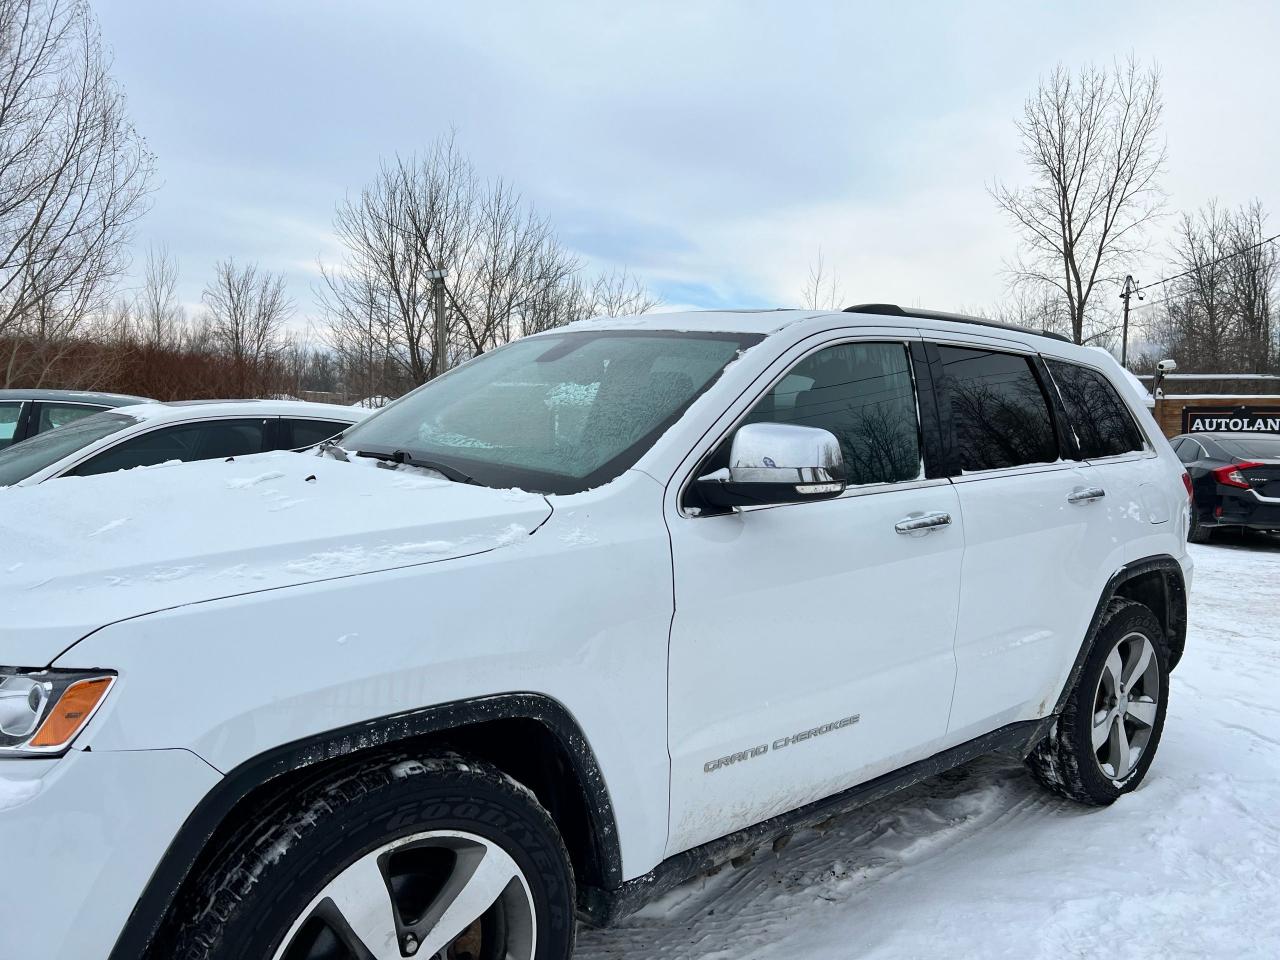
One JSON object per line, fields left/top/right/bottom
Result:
{"left": 133, "top": 244, "right": 184, "bottom": 348}
{"left": 1150, "top": 200, "right": 1279, "bottom": 375}
{"left": 992, "top": 58, "right": 1165, "bottom": 344}
{"left": 0, "top": 0, "right": 155, "bottom": 385}
{"left": 521, "top": 267, "right": 661, "bottom": 336}
{"left": 1225, "top": 202, "right": 1277, "bottom": 372}
{"left": 800, "top": 249, "right": 843, "bottom": 310}
{"left": 201, "top": 259, "right": 293, "bottom": 396}
{"left": 321, "top": 135, "right": 658, "bottom": 396}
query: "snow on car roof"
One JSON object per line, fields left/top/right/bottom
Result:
{"left": 561, "top": 309, "right": 832, "bottom": 335}
{"left": 123, "top": 399, "right": 369, "bottom": 422}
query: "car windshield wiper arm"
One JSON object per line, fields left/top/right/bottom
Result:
{"left": 353, "top": 448, "right": 476, "bottom": 485}
{"left": 316, "top": 438, "right": 349, "bottom": 461}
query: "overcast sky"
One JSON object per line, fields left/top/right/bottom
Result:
{"left": 94, "top": 0, "right": 1280, "bottom": 334}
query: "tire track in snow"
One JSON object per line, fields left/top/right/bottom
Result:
{"left": 577, "top": 759, "right": 1062, "bottom": 960}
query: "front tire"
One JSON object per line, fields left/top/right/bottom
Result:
{"left": 160, "top": 753, "right": 575, "bottom": 960}
{"left": 1027, "top": 600, "right": 1169, "bottom": 805}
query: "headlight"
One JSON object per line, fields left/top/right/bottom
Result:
{"left": 0, "top": 669, "right": 115, "bottom": 756}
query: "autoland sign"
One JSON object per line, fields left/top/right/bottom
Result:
{"left": 1182, "top": 404, "right": 1280, "bottom": 434}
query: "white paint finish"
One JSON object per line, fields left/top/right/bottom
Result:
{"left": 945, "top": 462, "right": 1116, "bottom": 736}
{"left": 0, "top": 451, "right": 551, "bottom": 664}
{"left": 665, "top": 481, "right": 964, "bottom": 855}
{"left": 0, "top": 747, "right": 220, "bottom": 960}
{"left": 63, "top": 470, "right": 675, "bottom": 878}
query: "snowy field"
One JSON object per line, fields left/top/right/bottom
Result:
{"left": 580, "top": 535, "right": 1280, "bottom": 960}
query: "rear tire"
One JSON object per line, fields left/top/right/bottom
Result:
{"left": 1027, "top": 600, "right": 1168, "bottom": 805}
{"left": 1187, "top": 514, "right": 1213, "bottom": 543}
{"left": 158, "top": 753, "right": 575, "bottom": 960}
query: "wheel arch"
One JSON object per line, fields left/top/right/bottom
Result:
{"left": 1053, "top": 554, "right": 1188, "bottom": 717}
{"left": 112, "top": 692, "right": 622, "bottom": 960}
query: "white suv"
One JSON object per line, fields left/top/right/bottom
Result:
{"left": 0, "top": 305, "right": 1192, "bottom": 960}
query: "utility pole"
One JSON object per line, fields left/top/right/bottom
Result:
{"left": 428, "top": 269, "right": 447, "bottom": 380}
{"left": 1119, "top": 275, "right": 1143, "bottom": 369}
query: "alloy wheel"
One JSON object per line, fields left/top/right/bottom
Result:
{"left": 1091, "top": 631, "right": 1160, "bottom": 782}
{"left": 272, "top": 830, "right": 537, "bottom": 960}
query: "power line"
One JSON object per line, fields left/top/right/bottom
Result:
{"left": 1133, "top": 232, "right": 1280, "bottom": 297}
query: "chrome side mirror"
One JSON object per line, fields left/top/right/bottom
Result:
{"left": 696, "top": 422, "right": 846, "bottom": 509}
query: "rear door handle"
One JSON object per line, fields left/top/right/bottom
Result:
{"left": 895, "top": 512, "right": 952, "bottom": 534}
{"left": 1067, "top": 487, "right": 1107, "bottom": 504}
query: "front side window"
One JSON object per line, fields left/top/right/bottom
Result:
{"left": 69, "top": 419, "right": 267, "bottom": 477}
{"left": 739, "top": 341, "right": 923, "bottom": 486}
{"left": 339, "top": 330, "right": 760, "bottom": 494}
{"left": 1046, "top": 360, "right": 1144, "bottom": 459}
{"left": 937, "top": 346, "right": 1058, "bottom": 472}
{"left": 0, "top": 401, "right": 21, "bottom": 450}
{"left": 0, "top": 411, "right": 138, "bottom": 486}
{"left": 37, "top": 402, "right": 104, "bottom": 434}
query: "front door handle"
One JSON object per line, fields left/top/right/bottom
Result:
{"left": 895, "top": 512, "right": 952, "bottom": 534}
{"left": 1067, "top": 487, "right": 1107, "bottom": 504}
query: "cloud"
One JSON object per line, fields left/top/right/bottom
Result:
{"left": 94, "top": 0, "right": 1280, "bottom": 331}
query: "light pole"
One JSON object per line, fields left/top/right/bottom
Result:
{"left": 1119, "top": 275, "right": 1143, "bottom": 369}
{"left": 427, "top": 268, "right": 447, "bottom": 380}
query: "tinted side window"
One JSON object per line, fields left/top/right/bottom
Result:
{"left": 70, "top": 419, "right": 267, "bottom": 477}
{"left": 1175, "top": 439, "right": 1199, "bottom": 464}
{"left": 37, "top": 402, "right": 104, "bottom": 433}
{"left": 0, "top": 401, "right": 21, "bottom": 449}
{"left": 1046, "top": 360, "right": 1144, "bottom": 459}
{"left": 285, "top": 418, "right": 348, "bottom": 450}
{"left": 937, "top": 346, "right": 1058, "bottom": 471}
{"left": 742, "top": 341, "right": 922, "bottom": 486}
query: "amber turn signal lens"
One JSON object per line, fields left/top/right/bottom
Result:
{"left": 28, "top": 676, "right": 113, "bottom": 748}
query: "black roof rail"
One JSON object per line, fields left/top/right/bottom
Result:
{"left": 842, "top": 303, "right": 1073, "bottom": 344}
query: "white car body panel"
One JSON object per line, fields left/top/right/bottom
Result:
{"left": 666, "top": 477, "right": 964, "bottom": 853}
{"left": 0, "top": 451, "right": 552, "bottom": 664}
{"left": 61, "top": 468, "right": 675, "bottom": 879}
{"left": 0, "top": 748, "right": 220, "bottom": 960}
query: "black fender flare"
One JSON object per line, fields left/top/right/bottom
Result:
{"left": 109, "top": 692, "right": 622, "bottom": 959}
{"left": 1053, "top": 554, "right": 1188, "bottom": 715}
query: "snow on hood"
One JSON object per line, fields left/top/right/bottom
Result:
{"left": 0, "top": 451, "right": 551, "bottom": 665}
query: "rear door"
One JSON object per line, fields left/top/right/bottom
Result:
{"left": 665, "top": 334, "right": 963, "bottom": 855}
{"left": 932, "top": 341, "right": 1114, "bottom": 740}
{"left": 1042, "top": 355, "right": 1173, "bottom": 541}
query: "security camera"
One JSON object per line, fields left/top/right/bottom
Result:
{"left": 1156, "top": 359, "right": 1177, "bottom": 373}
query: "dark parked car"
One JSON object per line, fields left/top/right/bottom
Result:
{"left": 0, "top": 389, "right": 149, "bottom": 451}
{"left": 1172, "top": 431, "right": 1280, "bottom": 542}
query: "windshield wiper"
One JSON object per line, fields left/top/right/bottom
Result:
{"left": 353, "top": 448, "right": 476, "bottom": 485}
{"left": 316, "top": 438, "right": 349, "bottom": 461}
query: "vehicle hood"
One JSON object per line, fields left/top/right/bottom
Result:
{"left": 0, "top": 452, "right": 552, "bottom": 665}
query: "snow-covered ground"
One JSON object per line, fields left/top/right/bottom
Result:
{"left": 580, "top": 534, "right": 1280, "bottom": 960}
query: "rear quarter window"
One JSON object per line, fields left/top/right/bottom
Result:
{"left": 285, "top": 418, "right": 350, "bottom": 450}
{"left": 1046, "top": 360, "right": 1144, "bottom": 459}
